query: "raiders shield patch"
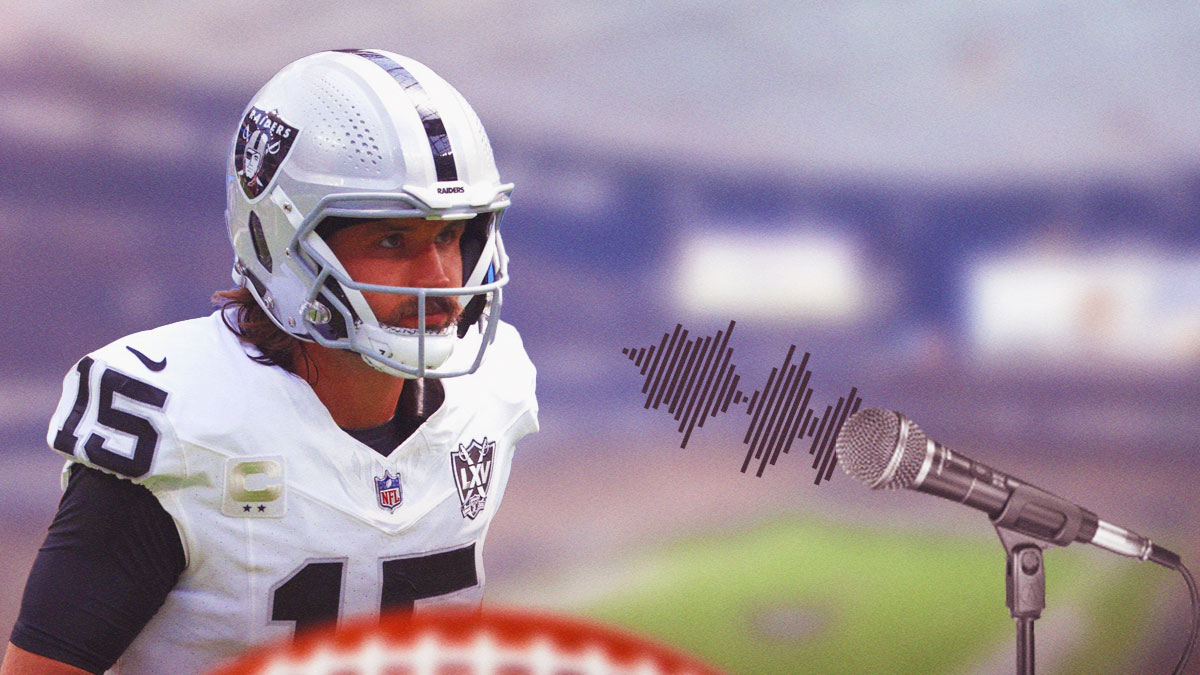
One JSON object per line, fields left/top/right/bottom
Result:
{"left": 374, "top": 470, "right": 403, "bottom": 512}
{"left": 452, "top": 438, "right": 495, "bottom": 520}
{"left": 234, "top": 107, "right": 299, "bottom": 199}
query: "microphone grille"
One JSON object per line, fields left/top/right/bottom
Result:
{"left": 834, "top": 408, "right": 928, "bottom": 489}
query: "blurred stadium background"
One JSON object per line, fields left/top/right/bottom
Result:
{"left": 2, "top": 2, "right": 1199, "bottom": 673}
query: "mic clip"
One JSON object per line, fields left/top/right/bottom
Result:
{"left": 995, "top": 524, "right": 1049, "bottom": 673}
{"left": 995, "top": 525, "right": 1048, "bottom": 620}
{"left": 990, "top": 482, "right": 1093, "bottom": 547}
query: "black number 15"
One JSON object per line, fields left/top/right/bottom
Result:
{"left": 52, "top": 357, "right": 168, "bottom": 478}
{"left": 270, "top": 544, "right": 479, "bottom": 633}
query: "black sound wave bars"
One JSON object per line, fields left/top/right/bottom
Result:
{"left": 622, "top": 321, "right": 863, "bottom": 485}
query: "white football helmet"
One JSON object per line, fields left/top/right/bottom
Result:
{"left": 225, "top": 49, "right": 512, "bottom": 378}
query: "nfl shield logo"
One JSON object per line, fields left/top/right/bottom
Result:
{"left": 374, "top": 470, "right": 402, "bottom": 512}
{"left": 452, "top": 438, "right": 495, "bottom": 520}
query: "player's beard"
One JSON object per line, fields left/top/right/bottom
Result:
{"left": 382, "top": 296, "right": 462, "bottom": 333}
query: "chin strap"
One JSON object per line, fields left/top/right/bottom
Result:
{"left": 457, "top": 294, "right": 487, "bottom": 338}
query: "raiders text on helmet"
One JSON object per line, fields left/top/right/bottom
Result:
{"left": 225, "top": 50, "right": 513, "bottom": 378}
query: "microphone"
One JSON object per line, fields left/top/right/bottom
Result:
{"left": 834, "top": 408, "right": 1180, "bottom": 569}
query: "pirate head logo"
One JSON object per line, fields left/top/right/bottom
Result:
{"left": 451, "top": 438, "right": 495, "bottom": 520}
{"left": 374, "top": 470, "right": 403, "bottom": 512}
{"left": 234, "top": 107, "right": 299, "bottom": 199}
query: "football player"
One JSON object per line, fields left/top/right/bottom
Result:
{"left": 2, "top": 50, "right": 537, "bottom": 675}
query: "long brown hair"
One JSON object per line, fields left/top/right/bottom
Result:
{"left": 212, "top": 286, "right": 313, "bottom": 378}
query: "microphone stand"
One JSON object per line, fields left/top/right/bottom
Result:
{"left": 995, "top": 526, "right": 1048, "bottom": 675}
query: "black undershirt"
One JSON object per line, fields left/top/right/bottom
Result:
{"left": 10, "top": 465, "right": 185, "bottom": 674}
{"left": 10, "top": 380, "right": 442, "bottom": 673}
{"left": 342, "top": 378, "right": 441, "bottom": 454}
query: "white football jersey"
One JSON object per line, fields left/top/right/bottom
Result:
{"left": 45, "top": 312, "right": 538, "bottom": 674}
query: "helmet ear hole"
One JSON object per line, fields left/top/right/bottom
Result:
{"left": 248, "top": 211, "right": 273, "bottom": 272}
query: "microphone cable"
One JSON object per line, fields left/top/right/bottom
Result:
{"left": 1167, "top": 560, "right": 1198, "bottom": 675}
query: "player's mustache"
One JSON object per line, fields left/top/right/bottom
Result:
{"left": 383, "top": 296, "right": 461, "bottom": 327}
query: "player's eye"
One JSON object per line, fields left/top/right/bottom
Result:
{"left": 435, "top": 224, "right": 465, "bottom": 245}
{"left": 379, "top": 233, "right": 407, "bottom": 249}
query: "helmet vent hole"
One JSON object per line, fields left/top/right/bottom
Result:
{"left": 303, "top": 75, "right": 384, "bottom": 176}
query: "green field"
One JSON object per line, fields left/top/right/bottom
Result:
{"left": 565, "top": 516, "right": 1167, "bottom": 674}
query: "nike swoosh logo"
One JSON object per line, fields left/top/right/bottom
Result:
{"left": 126, "top": 346, "right": 167, "bottom": 372}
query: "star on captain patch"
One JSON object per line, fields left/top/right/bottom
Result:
{"left": 374, "top": 470, "right": 402, "bottom": 512}
{"left": 451, "top": 438, "right": 495, "bottom": 520}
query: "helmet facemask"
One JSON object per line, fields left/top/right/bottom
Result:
{"left": 281, "top": 194, "right": 508, "bottom": 379}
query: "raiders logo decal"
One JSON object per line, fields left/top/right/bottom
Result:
{"left": 234, "top": 107, "right": 299, "bottom": 199}
{"left": 452, "top": 438, "right": 495, "bottom": 520}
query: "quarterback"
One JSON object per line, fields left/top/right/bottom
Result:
{"left": 2, "top": 50, "right": 537, "bottom": 674}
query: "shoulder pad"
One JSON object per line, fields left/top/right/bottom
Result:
{"left": 475, "top": 321, "right": 536, "bottom": 403}
{"left": 473, "top": 321, "right": 538, "bottom": 440}
{"left": 43, "top": 318, "right": 222, "bottom": 484}
{"left": 47, "top": 352, "right": 182, "bottom": 483}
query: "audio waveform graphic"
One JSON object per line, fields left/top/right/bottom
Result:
{"left": 622, "top": 321, "right": 863, "bottom": 485}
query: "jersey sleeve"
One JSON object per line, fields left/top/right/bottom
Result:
{"left": 9, "top": 464, "right": 186, "bottom": 674}
{"left": 46, "top": 348, "right": 185, "bottom": 485}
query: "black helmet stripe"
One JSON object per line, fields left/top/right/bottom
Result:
{"left": 339, "top": 49, "right": 458, "bottom": 182}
